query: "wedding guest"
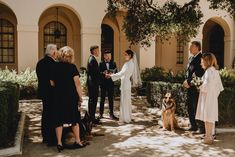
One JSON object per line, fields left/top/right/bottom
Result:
{"left": 106, "top": 50, "right": 142, "bottom": 124}
{"left": 50, "top": 46, "right": 85, "bottom": 152}
{"left": 87, "top": 45, "right": 102, "bottom": 125}
{"left": 36, "top": 44, "right": 58, "bottom": 146}
{"left": 183, "top": 41, "right": 205, "bottom": 133}
{"left": 196, "top": 53, "right": 224, "bottom": 144}
{"left": 99, "top": 50, "right": 118, "bottom": 120}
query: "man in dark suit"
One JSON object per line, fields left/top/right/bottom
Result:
{"left": 87, "top": 45, "right": 101, "bottom": 125}
{"left": 99, "top": 50, "right": 118, "bottom": 120}
{"left": 183, "top": 41, "right": 205, "bottom": 133}
{"left": 36, "top": 44, "right": 58, "bottom": 145}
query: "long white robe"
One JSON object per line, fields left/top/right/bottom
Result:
{"left": 111, "top": 59, "right": 134, "bottom": 123}
{"left": 196, "top": 66, "right": 224, "bottom": 123}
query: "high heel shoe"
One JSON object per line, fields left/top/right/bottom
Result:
{"left": 57, "top": 144, "right": 64, "bottom": 153}
{"left": 72, "top": 142, "right": 86, "bottom": 149}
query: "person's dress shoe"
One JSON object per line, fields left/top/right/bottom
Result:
{"left": 57, "top": 144, "right": 64, "bottom": 153}
{"left": 110, "top": 115, "right": 119, "bottom": 121}
{"left": 72, "top": 142, "right": 86, "bottom": 149}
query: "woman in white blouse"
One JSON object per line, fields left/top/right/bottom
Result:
{"left": 106, "top": 50, "right": 142, "bottom": 123}
{"left": 196, "top": 53, "right": 224, "bottom": 144}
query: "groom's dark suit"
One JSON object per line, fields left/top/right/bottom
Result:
{"left": 185, "top": 52, "right": 205, "bottom": 130}
{"left": 99, "top": 60, "right": 117, "bottom": 116}
{"left": 87, "top": 55, "right": 100, "bottom": 122}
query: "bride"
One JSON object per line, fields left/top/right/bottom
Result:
{"left": 106, "top": 49, "right": 142, "bottom": 123}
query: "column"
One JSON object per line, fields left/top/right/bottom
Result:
{"left": 81, "top": 27, "right": 101, "bottom": 67}
{"left": 224, "top": 36, "right": 234, "bottom": 68}
{"left": 17, "top": 24, "right": 38, "bottom": 71}
{"left": 139, "top": 40, "right": 156, "bottom": 70}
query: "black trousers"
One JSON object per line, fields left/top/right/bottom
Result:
{"left": 88, "top": 82, "right": 99, "bottom": 121}
{"left": 100, "top": 85, "right": 114, "bottom": 116}
{"left": 41, "top": 98, "right": 56, "bottom": 144}
{"left": 186, "top": 88, "right": 204, "bottom": 129}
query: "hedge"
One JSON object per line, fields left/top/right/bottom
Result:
{"left": 146, "top": 81, "right": 188, "bottom": 117}
{"left": 0, "top": 82, "right": 20, "bottom": 147}
{"left": 146, "top": 81, "right": 235, "bottom": 125}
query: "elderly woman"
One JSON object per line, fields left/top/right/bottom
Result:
{"left": 50, "top": 46, "right": 85, "bottom": 152}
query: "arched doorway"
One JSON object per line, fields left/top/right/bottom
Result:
{"left": 38, "top": 6, "right": 81, "bottom": 67}
{"left": 203, "top": 20, "right": 225, "bottom": 68}
{"left": 101, "top": 24, "right": 114, "bottom": 60}
{"left": 0, "top": 3, "right": 17, "bottom": 70}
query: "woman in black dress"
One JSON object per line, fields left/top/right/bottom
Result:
{"left": 50, "top": 46, "right": 84, "bottom": 152}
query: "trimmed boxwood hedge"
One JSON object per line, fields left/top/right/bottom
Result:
{"left": 0, "top": 82, "right": 20, "bottom": 147}
{"left": 146, "top": 81, "right": 188, "bottom": 117}
{"left": 146, "top": 81, "right": 235, "bottom": 125}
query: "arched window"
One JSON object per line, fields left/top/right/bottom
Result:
{"left": 44, "top": 21, "right": 67, "bottom": 50}
{"left": 176, "top": 39, "right": 184, "bottom": 65}
{"left": 0, "top": 19, "right": 15, "bottom": 63}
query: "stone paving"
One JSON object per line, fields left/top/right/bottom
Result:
{"left": 12, "top": 97, "right": 235, "bottom": 157}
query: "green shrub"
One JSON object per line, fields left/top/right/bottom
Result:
{"left": 0, "top": 82, "right": 19, "bottom": 147}
{"left": 219, "top": 68, "right": 235, "bottom": 88}
{"left": 146, "top": 81, "right": 235, "bottom": 125}
{"left": 0, "top": 67, "right": 37, "bottom": 99}
{"left": 146, "top": 81, "right": 188, "bottom": 117}
{"left": 0, "top": 87, "right": 9, "bottom": 146}
{"left": 218, "top": 88, "right": 235, "bottom": 125}
{"left": 141, "top": 66, "right": 186, "bottom": 83}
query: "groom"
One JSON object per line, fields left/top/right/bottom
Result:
{"left": 87, "top": 45, "right": 102, "bottom": 125}
{"left": 183, "top": 41, "right": 205, "bottom": 133}
{"left": 99, "top": 50, "right": 118, "bottom": 120}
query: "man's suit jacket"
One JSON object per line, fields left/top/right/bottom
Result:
{"left": 36, "top": 55, "right": 55, "bottom": 99}
{"left": 87, "top": 55, "right": 100, "bottom": 86}
{"left": 99, "top": 60, "right": 117, "bottom": 87}
{"left": 186, "top": 53, "right": 205, "bottom": 87}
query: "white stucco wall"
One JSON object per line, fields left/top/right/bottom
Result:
{"left": 0, "top": 0, "right": 234, "bottom": 71}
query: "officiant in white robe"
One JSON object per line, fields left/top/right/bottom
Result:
{"left": 107, "top": 50, "right": 142, "bottom": 123}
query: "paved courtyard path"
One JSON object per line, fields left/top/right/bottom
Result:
{"left": 13, "top": 97, "right": 235, "bottom": 157}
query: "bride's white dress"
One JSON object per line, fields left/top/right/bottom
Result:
{"left": 111, "top": 59, "right": 134, "bottom": 123}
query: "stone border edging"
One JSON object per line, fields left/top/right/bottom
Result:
{"left": 0, "top": 112, "right": 26, "bottom": 157}
{"left": 216, "top": 128, "right": 235, "bottom": 133}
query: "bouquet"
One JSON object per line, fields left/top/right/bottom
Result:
{"left": 191, "top": 76, "right": 203, "bottom": 89}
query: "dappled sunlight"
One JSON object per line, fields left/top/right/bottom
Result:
{"left": 17, "top": 97, "right": 235, "bottom": 157}
{"left": 103, "top": 124, "right": 145, "bottom": 137}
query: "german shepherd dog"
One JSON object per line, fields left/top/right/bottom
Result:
{"left": 162, "top": 92, "right": 179, "bottom": 131}
{"left": 62, "top": 111, "right": 92, "bottom": 147}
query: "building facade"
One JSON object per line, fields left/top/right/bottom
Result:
{"left": 0, "top": 0, "right": 234, "bottom": 72}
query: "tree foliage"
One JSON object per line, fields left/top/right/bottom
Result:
{"left": 208, "top": 0, "right": 235, "bottom": 16}
{"left": 107, "top": 0, "right": 234, "bottom": 47}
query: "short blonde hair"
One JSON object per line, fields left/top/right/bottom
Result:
{"left": 201, "top": 53, "right": 219, "bottom": 70}
{"left": 58, "top": 46, "right": 74, "bottom": 63}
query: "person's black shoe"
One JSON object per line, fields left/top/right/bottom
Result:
{"left": 110, "top": 115, "right": 119, "bottom": 121}
{"left": 186, "top": 127, "right": 198, "bottom": 131}
{"left": 72, "top": 142, "right": 86, "bottom": 149}
{"left": 57, "top": 144, "right": 64, "bottom": 153}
